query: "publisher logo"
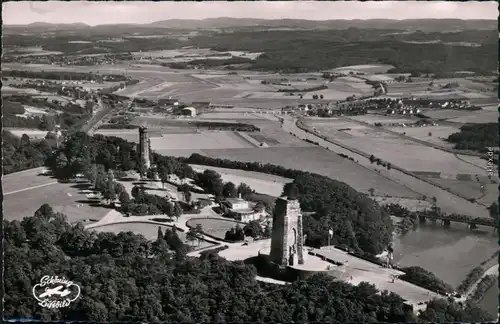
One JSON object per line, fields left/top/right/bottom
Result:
{"left": 32, "top": 275, "right": 80, "bottom": 309}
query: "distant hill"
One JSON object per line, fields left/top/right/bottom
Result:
{"left": 4, "top": 18, "right": 496, "bottom": 33}
{"left": 143, "top": 18, "right": 497, "bottom": 32}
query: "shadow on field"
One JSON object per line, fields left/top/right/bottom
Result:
{"left": 120, "top": 177, "right": 138, "bottom": 181}
{"left": 71, "top": 183, "right": 94, "bottom": 190}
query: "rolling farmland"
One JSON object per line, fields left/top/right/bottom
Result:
{"left": 304, "top": 118, "right": 485, "bottom": 174}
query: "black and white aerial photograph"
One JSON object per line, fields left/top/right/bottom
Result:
{"left": 2, "top": 1, "right": 499, "bottom": 322}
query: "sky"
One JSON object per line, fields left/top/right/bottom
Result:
{"left": 3, "top": 1, "right": 497, "bottom": 26}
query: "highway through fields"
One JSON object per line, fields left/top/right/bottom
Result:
{"left": 282, "top": 117, "right": 490, "bottom": 218}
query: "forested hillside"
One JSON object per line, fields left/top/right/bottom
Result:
{"left": 4, "top": 206, "right": 494, "bottom": 322}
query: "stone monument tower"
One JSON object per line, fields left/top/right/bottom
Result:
{"left": 269, "top": 197, "right": 304, "bottom": 266}
{"left": 138, "top": 126, "right": 151, "bottom": 169}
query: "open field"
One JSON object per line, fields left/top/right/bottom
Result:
{"left": 427, "top": 178, "right": 483, "bottom": 200}
{"left": 95, "top": 127, "right": 198, "bottom": 143}
{"left": 4, "top": 169, "right": 109, "bottom": 223}
{"left": 253, "top": 121, "right": 312, "bottom": 147}
{"left": 386, "top": 125, "right": 459, "bottom": 147}
{"left": 150, "top": 131, "right": 255, "bottom": 152}
{"left": 3, "top": 167, "right": 54, "bottom": 193}
{"left": 305, "top": 118, "right": 486, "bottom": 174}
{"left": 477, "top": 184, "right": 498, "bottom": 206}
{"left": 127, "top": 117, "right": 308, "bottom": 149}
{"left": 327, "top": 64, "right": 394, "bottom": 74}
{"left": 421, "top": 108, "right": 495, "bottom": 122}
{"left": 2, "top": 86, "right": 50, "bottom": 95}
{"left": 190, "top": 164, "right": 293, "bottom": 197}
{"left": 4, "top": 46, "right": 63, "bottom": 56}
{"left": 348, "top": 114, "right": 416, "bottom": 125}
{"left": 187, "top": 217, "right": 244, "bottom": 240}
{"left": 446, "top": 110, "right": 498, "bottom": 124}
{"left": 363, "top": 74, "right": 395, "bottom": 82}
{"left": 198, "top": 147, "right": 418, "bottom": 198}
{"left": 3, "top": 76, "right": 122, "bottom": 91}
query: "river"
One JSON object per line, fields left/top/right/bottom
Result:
{"left": 393, "top": 221, "right": 498, "bottom": 314}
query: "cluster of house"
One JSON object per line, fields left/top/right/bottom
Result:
{"left": 375, "top": 120, "right": 439, "bottom": 128}
{"left": 364, "top": 97, "right": 473, "bottom": 114}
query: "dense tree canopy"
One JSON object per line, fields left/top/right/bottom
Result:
{"left": 3, "top": 130, "right": 53, "bottom": 174}
{"left": 5, "top": 207, "right": 493, "bottom": 322}
{"left": 187, "top": 30, "right": 496, "bottom": 74}
{"left": 185, "top": 154, "right": 393, "bottom": 255}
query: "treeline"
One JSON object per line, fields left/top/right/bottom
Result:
{"left": 4, "top": 206, "right": 494, "bottom": 322}
{"left": 400, "top": 266, "right": 454, "bottom": 295}
{"left": 98, "top": 79, "right": 140, "bottom": 94}
{"left": 41, "top": 132, "right": 391, "bottom": 255}
{"left": 277, "top": 85, "right": 328, "bottom": 93}
{"left": 3, "top": 95, "right": 93, "bottom": 131}
{"left": 162, "top": 56, "right": 253, "bottom": 69}
{"left": 469, "top": 275, "right": 496, "bottom": 304}
{"left": 446, "top": 123, "right": 498, "bottom": 153}
{"left": 191, "top": 121, "right": 260, "bottom": 132}
{"left": 182, "top": 154, "right": 393, "bottom": 254}
{"left": 457, "top": 267, "right": 485, "bottom": 294}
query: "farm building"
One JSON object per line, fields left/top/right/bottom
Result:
{"left": 223, "top": 197, "right": 265, "bottom": 223}
{"left": 181, "top": 107, "right": 197, "bottom": 117}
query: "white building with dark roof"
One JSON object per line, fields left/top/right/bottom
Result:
{"left": 223, "top": 197, "right": 265, "bottom": 223}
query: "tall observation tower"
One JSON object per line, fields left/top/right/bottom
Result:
{"left": 269, "top": 197, "right": 304, "bottom": 266}
{"left": 138, "top": 126, "right": 151, "bottom": 169}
